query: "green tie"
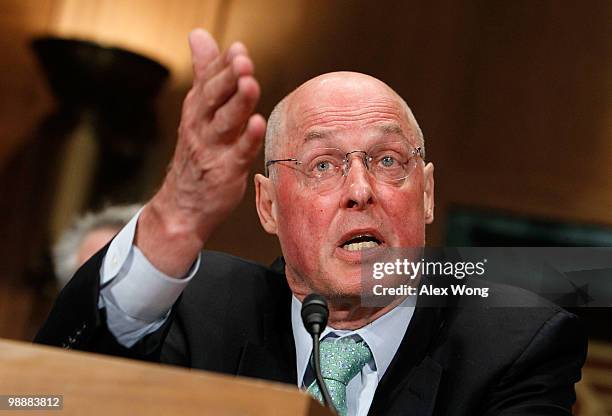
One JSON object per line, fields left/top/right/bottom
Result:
{"left": 306, "top": 337, "right": 373, "bottom": 416}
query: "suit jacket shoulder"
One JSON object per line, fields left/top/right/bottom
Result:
{"left": 428, "top": 281, "right": 587, "bottom": 415}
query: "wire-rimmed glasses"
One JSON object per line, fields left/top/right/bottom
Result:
{"left": 265, "top": 141, "right": 424, "bottom": 193}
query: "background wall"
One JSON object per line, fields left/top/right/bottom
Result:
{"left": 0, "top": 0, "right": 610, "bottom": 341}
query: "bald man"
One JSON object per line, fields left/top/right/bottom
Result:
{"left": 37, "top": 30, "right": 586, "bottom": 416}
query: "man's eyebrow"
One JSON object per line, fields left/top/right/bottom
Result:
{"left": 377, "top": 123, "right": 407, "bottom": 137}
{"left": 303, "top": 130, "right": 330, "bottom": 142}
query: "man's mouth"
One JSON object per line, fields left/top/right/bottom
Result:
{"left": 340, "top": 233, "right": 383, "bottom": 251}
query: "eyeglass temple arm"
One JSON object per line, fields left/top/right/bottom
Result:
{"left": 265, "top": 158, "right": 299, "bottom": 177}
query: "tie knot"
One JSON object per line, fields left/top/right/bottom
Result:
{"left": 317, "top": 337, "right": 373, "bottom": 385}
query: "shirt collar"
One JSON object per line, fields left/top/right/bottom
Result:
{"left": 291, "top": 295, "right": 415, "bottom": 386}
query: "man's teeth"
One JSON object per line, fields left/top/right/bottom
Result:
{"left": 343, "top": 241, "right": 379, "bottom": 251}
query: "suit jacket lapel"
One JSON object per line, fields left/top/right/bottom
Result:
{"left": 237, "top": 258, "right": 297, "bottom": 385}
{"left": 236, "top": 308, "right": 297, "bottom": 384}
{"left": 368, "top": 277, "right": 447, "bottom": 416}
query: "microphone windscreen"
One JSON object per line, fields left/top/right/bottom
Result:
{"left": 301, "top": 293, "right": 329, "bottom": 335}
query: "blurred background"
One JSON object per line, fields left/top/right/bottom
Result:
{"left": 0, "top": 0, "right": 610, "bottom": 413}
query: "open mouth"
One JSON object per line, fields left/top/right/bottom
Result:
{"left": 341, "top": 234, "right": 383, "bottom": 251}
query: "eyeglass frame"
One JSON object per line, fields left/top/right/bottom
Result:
{"left": 264, "top": 142, "right": 425, "bottom": 185}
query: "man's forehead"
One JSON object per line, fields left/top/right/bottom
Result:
{"left": 286, "top": 99, "right": 416, "bottom": 150}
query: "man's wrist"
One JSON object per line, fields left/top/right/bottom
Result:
{"left": 135, "top": 195, "right": 208, "bottom": 278}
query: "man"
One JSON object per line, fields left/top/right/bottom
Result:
{"left": 36, "top": 29, "right": 586, "bottom": 415}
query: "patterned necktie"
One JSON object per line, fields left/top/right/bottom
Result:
{"left": 307, "top": 337, "right": 373, "bottom": 416}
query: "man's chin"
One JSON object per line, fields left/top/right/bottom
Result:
{"left": 321, "top": 277, "right": 364, "bottom": 302}
{"left": 324, "top": 290, "right": 363, "bottom": 307}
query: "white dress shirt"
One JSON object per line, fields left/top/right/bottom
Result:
{"left": 98, "top": 212, "right": 416, "bottom": 416}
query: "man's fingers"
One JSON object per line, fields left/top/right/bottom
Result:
{"left": 236, "top": 114, "right": 266, "bottom": 161}
{"left": 202, "top": 42, "right": 248, "bottom": 83}
{"left": 182, "top": 40, "right": 250, "bottom": 126}
{"left": 211, "top": 76, "right": 260, "bottom": 140}
{"left": 189, "top": 29, "right": 220, "bottom": 81}
{"left": 203, "top": 54, "right": 254, "bottom": 115}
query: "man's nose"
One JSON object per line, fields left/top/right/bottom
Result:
{"left": 340, "top": 156, "right": 375, "bottom": 210}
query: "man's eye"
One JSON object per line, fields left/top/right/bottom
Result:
{"left": 380, "top": 156, "right": 396, "bottom": 167}
{"left": 317, "top": 161, "right": 330, "bottom": 171}
{"left": 315, "top": 160, "right": 334, "bottom": 172}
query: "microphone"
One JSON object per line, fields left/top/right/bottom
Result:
{"left": 301, "top": 293, "right": 336, "bottom": 414}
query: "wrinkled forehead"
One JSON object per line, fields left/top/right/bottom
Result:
{"left": 282, "top": 75, "right": 417, "bottom": 151}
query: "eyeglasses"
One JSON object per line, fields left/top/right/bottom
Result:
{"left": 265, "top": 141, "right": 424, "bottom": 193}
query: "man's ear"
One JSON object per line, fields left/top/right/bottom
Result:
{"left": 423, "top": 162, "right": 435, "bottom": 224}
{"left": 255, "top": 173, "right": 278, "bottom": 235}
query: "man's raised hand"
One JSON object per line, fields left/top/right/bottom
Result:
{"left": 136, "top": 29, "right": 266, "bottom": 277}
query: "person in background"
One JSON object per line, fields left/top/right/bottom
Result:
{"left": 52, "top": 204, "right": 141, "bottom": 288}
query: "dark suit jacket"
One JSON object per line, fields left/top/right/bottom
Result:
{"left": 35, "top": 248, "right": 587, "bottom": 416}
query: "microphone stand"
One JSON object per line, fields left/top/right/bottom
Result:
{"left": 312, "top": 330, "right": 334, "bottom": 409}
{"left": 301, "top": 293, "right": 337, "bottom": 415}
